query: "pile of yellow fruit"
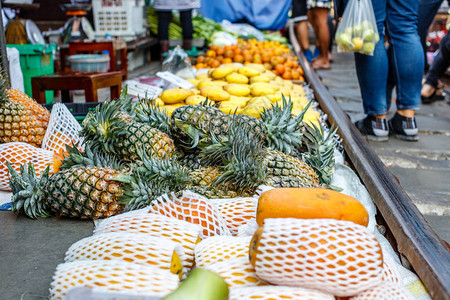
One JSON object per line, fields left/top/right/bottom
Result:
{"left": 155, "top": 63, "right": 321, "bottom": 127}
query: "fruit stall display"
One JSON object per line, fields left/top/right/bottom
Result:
{"left": 195, "top": 40, "right": 305, "bottom": 81}
{"left": 1, "top": 35, "right": 445, "bottom": 298}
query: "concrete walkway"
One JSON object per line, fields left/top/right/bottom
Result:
{"left": 317, "top": 50, "right": 450, "bottom": 242}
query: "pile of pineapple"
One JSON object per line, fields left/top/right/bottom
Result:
{"left": 154, "top": 63, "right": 321, "bottom": 127}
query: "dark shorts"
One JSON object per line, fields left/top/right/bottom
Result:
{"left": 292, "top": 0, "right": 308, "bottom": 22}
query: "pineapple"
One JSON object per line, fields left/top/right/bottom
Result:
{"left": 7, "top": 88, "right": 50, "bottom": 130}
{"left": 8, "top": 162, "right": 126, "bottom": 219}
{"left": 0, "top": 72, "right": 46, "bottom": 147}
{"left": 81, "top": 99, "right": 175, "bottom": 162}
{"left": 263, "top": 148, "right": 319, "bottom": 188}
{"left": 302, "top": 123, "right": 339, "bottom": 185}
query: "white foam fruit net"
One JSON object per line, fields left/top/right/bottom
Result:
{"left": 254, "top": 218, "right": 383, "bottom": 297}
{"left": 381, "top": 253, "right": 400, "bottom": 283}
{"left": 212, "top": 197, "right": 257, "bottom": 235}
{"left": 237, "top": 219, "right": 259, "bottom": 237}
{"left": 0, "top": 142, "right": 55, "bottom": 191}
{"left": 93, "top": 213, "right": 202, "bottom": 274}
{"left": 49, "top": 260, "right": 179, "bottom": 300}
{"left": 350, "top": 281, "right": 416, "bottom": 300}
{"left": 64, "top": 232, "right": 183, "bottom": 277}
{"left": 228, "top": 286, "right": 335, "bottom": 300}
{"left": 194, "top": 236, "right": 251, "bottom": 267}
{"left": 42, "top": 103, "right": 84, "bottom": 155}
{"left": 203, "top": 257, "right": 267, "bottom": 288}
{"left": 149, "top": 191, "right": 231, "bottom": 238}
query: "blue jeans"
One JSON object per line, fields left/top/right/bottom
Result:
{"left": 350, "top": 0, "right": 424, "bottom": 115}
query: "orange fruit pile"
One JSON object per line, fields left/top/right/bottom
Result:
{"left": 195, "top": 39, "right": 304, "bottom": 81}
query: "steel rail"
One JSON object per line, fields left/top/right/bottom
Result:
{"left": 288, "top": 22, "right": 450, "bottom": 300}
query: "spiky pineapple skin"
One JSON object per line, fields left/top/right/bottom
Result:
{"left": 7, "top": 88, "right": 50, "bottom": 129}
{"left": 116, "top": 122, "right": 175, "bottom": 162}
{"left": 263, "top": 149, "right": 319, "bottom": 188}
{"left": 0, "top": 100, "right": 45, "bottom": 146}
{"left": 43, "top": 166, "right": 125, "bottom": 219}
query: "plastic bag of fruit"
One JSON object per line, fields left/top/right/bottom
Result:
{"left": 335, "top": 0, "right": 379, "bottom": 55}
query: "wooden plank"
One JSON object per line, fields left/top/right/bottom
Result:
{"left": 288, "top": 23, "right": 450, "bottom": 300}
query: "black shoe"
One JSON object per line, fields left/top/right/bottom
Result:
{"left": 421, "top": 89, "right": 445, "bottom": 104}
{"left": 388, "top": 113, "right": 419, "bottom": 141}
{"left": 355, "top": 116, "right": 389, "bottom": 142}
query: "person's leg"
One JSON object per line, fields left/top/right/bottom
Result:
{"left": 293, "top": 0, "right": 312, "bottom": 60}
{"left": 353, "top": 0, "right": 389, "bottom": 141}
{"left": 424, "top": 33, "right": 450, "bottom": 90}
{"left": 417, "top": 0, "right": 444, "bottom": 70}
{"left": 157, "top": 10, "right": 171, "bottom": 54}
{"left": 179, "top": 9, "right": 193, "bottom": 50}
{"left": 310, "top": 7, "right": 330, "bottom": 69}
{"left": 386, "top": 0, "right": 423, "bottom": 140}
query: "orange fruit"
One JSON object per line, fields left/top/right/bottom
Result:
{"left": 222, "top": 58, "right": 233, "bottom": 64}
{"left": 216, "top": 47, "right": 225, "bottom": 56}
{"left": 234, "top": 54, "right": 244, "bottom": 63}
{"left": 282, "top": 71, "right": 292, "bottom": 80}
{"left": 206, "top": 50, "right": 216, "bottom": 58}
{"left": 275, "top": 64, "right": 285, "bottom": 75}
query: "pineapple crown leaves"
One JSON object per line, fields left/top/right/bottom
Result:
{"left": 60, "top": 142, "right": 124, "bottom": 171}
{"left": 113, "top": 173, "right": 170, "bottom": 211}
{"left": 260, "top": 95, "right": 313, "bottom": 154}
{"left": 212, "top": 124, "right": 266, "bottom": 191}
{"left": 80, "top": 100, "right": 128, "bottom": 155}
{"left": 116, "top": 86, "right": 138, "bottom": 118}
{"left": 173, "top": 117, "right": 211, "bottom": 150}
{"left": 133, "top": 149, "right": 191, "bottom": 191}
{"left": 302, "top": 122, "right": 338, "bottom": 185}
{"left": 136, "top": 96, "right": 173, "bottom": 135}
{"left": 6, "top": 162, "right": 51, "bottom": 219}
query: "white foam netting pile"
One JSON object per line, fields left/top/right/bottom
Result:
{"left": 42, "top": 103, "right": 84, "bottom": 154}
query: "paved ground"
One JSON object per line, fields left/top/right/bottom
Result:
{"left": 317, "top": 50, "right": 450, "bottom": 242}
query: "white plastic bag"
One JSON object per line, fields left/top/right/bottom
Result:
{"left": 335, "top": 0, "right": 379, "bottom": 55}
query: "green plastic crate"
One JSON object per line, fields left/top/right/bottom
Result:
{"left": 6, "top": 44, "right": 57, "bottom": 104}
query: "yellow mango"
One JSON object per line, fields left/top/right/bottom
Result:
{"left": 239, "top": 66, "right": 260, "bottom": 77}
{"left": 250, "top": 82, "right": 278, "bottom": 96}
{"left": 249, "top": 74, "right": 271, "bottom": 84}
{"left": 265, "top": 93, "right": 282, "bottom": 103}
{"left": 244, "top": 63, "right": 266, "bottom": 73}
{"left": 263, "top": 70, "right": 277, "bottom": 80}
{"left": 218, "top": 104, "right": 241, "bottom": 114}
{"left": 212, "top": 80, "right": 229, "bottom": 87}
{"left": 278, "top": 87, "right": 291, "bottom": 97}
{"left": 153, "top": 98, "right": 164, "bottom": 106}
{"left": 225, "top": 73, "right": 249, "bottom": 84}
{"left": 291, "top": 96, "right": 308, "bottom": 107}
{"left": 241, "top": 103, "right": 265, "bottom": 118}
{"left": 223, "top": 84, "right": 251, "bottom": 97}
{"left": 160, "top": 104, "right": 185, "bottom": 116}
{"left": 283, "top": 79, "right": 294, "bottom": 87}
{"left": 220, "top": 63, "right": 240, "bottom": 72}
{"left": 247, "top": 96, "right": 273, "bottom": 107}
{"left": 190, "top": 88, "right": 200, "bottom": 95}
{"left": 220, "top": 96, "right": 249, "bottom": 108}
{"left": 187, "top": 78, "right": 200, "bottom": 86}
{"left": 292, "top": 84, "right": 305, "bottom": 94}
{"left": 201, "top": 86, "right": 230, "bottom": 102}
{"left": 185, "top": 95, "right": 209, "bottom": 105}
{"left": 196, "top": 73, "right": 209, "bottom": 80}
{"left": 211, "top": 66, "right": 235, "bottom": 79}
{"left": 198, "top": 79, "right": 217, "bottom": 90}
{"left": 161, "top": 88, "right": 194, "bottom": 104}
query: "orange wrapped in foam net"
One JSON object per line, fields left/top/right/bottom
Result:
{"left": 212, "top": 197, "right": 257, "bottom": 235}
{"left": 42, "top": 103, "right": 83, "bottom": 155}
{"left": 93, "top": 212, "right": 202, "bottom": 275}
{"left": 194, "top": 236, "right": 251, "bottom": 267}
{"left": 0, "top": 142, "right": 57, "bottom": 191}
{"left": 350, "top": 281, "right": 415, "bottom": 300}
{"left": 49, "top": 260, "right": 179, "bottom": 300}
{"left": 149, "top": 191, "right": 232, "bottom": 238}
{"left": 203, "top": 257, "right": 267, "bottom": 288}
{"left": 253, "top": 218, "right": 383, "bottom": 297}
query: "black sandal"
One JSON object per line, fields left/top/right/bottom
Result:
{"left": 421, "top": 89, "right": 445, "bottom": 104}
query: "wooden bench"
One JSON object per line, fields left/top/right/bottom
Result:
{"left": 31, "top": 71, "right": 122, "bottom": 104}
